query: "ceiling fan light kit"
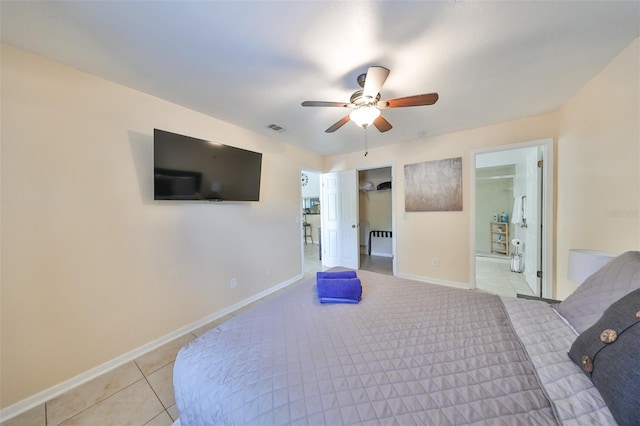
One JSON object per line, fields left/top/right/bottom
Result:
{"left": 349, "top": 105, "right": 380, "bottom": 127}
{"left": 302, "top": 66, "right": 439, "bottom": 136}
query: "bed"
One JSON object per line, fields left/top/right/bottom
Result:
{"left": 173, "top": 251, "right": 639, "bottom": 425}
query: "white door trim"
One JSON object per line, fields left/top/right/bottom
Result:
{"left": 356, "top": 162, "right": 397, "bottom": 276}
{"left": 299, "top": 167, "right": 323, "bottom": 276}
{"left": 469, "top": 138, "right": 555, "bottom": 299}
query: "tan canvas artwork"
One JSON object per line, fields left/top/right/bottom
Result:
{"left": 404, "top": 157, "right": 463, "bottom": 212}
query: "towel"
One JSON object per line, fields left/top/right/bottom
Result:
{"left": 317, "top": 277, "right": 362, "bottom": 304}
{"left": 511, "top": 195, "right": 526, "bottom": 225}
{"left": 318, "top": 296, "right": 361, "bottom": 304}
{"left": 316, "top": 270, "right": 357, "bottom": 280}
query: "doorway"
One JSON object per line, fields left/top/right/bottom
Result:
{"left": 316, "top": 165, "right": 396, "bottom": 275}
{"left": 358, "top": 167, "right": 394, "bottom": 276}
{"left": 470, "top": 139, "right": 554, "bottom": 299}
{"left": 300, "top": 169, "right": 322, "bottom": 279}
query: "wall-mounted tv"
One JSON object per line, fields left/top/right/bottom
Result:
{"left": 154, "top": 129, "right": 262, "bottom": 202}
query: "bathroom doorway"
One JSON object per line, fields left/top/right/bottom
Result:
{"left": 471, "top": 139, "right": 554, "bottom": 299}
{"left": 474, "top": 164, "right": 532, "bottom": 296}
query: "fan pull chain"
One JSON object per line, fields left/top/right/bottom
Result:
{"left": 364, "top": 126, "right": 369, "bottom": 156}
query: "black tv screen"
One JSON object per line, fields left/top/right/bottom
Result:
{"left": 154, "top": 129, "right": 262, "bottom": 201}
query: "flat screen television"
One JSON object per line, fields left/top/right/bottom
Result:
{"left": 154, "top": 129, "right": 262, "bottom": 202}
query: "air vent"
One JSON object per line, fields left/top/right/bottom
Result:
{"left": 267, "top": 123, "right": 285, "bottom": 132}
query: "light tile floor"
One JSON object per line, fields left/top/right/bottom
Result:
{"left": 303, "top": 242, "right": 324, "bottom": 280}
{"left": 2, "top": 349, "right": 180, "bottom": 426}
{"left": 359, "top": 253, "right": 393, "bottom": 275}
{"left": 476, "top": 255, "right": 535, "bottom": 298}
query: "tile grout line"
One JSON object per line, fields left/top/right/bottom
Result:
{"left": 44, "top": 361, "right": 153, "bottom": 426}
{"left": 135, "top": 354, "right": 180, "bottom": 423}
{"left": 140, "top": 374, "right": 169, "bottom": 421}
{"left": 51, "top": 378, "right": 149, "bottom": 426}
{"left": 134, "top": 360, "right": 165, "bottom": 408}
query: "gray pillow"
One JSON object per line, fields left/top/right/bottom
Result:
{"left": 556, "top": 251, "right": 640, "bottom": 334}
{"left": 568, "top": 288, "right": 640, "bottom": 425}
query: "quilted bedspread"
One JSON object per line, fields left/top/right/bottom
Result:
{"left": 174, "top": 271, "right": 561, "bottom": 425}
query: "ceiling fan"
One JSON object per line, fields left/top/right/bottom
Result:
{"left": 302, "top": 66, "right": 439, "bottom": 133}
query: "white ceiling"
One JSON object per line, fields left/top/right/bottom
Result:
{"left": 1, "top": 1, "right": 638, "bottom": 156}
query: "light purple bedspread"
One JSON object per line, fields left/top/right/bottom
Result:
{"left": 173, "top": 271, "right": 609, "bottom": 425}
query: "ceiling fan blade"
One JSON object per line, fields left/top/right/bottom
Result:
{"left": 362, "top": 66, "right": 390, "bottom": 99}
{"left": 325, "top": 115, "right": 351, "bottom": 133}
{"left": 302, "top": 101, "right": 352, "bottom": 108}
{"left": 379, "top": 93, "right": 439, "bottom": 108}
{"left": 373, "top": 115, "right": 392, "bottom": 133}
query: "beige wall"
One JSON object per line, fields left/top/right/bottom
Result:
{"left": 359, "top": 190, "right": 393, "bottom": 232}
{"left": 555, "top": 38, "right": 640, "bottom": 299}
{"left": 358, "top": 170, "right": 393, "bottom": 232}
{"left": 326, "top": 37, "right": 639, "bottom": 296}
{"left": 327, "top": 114, "right": 559, "bottom": 286}
{"left": 0, "top": 45, "right": 323, "bottom": 408}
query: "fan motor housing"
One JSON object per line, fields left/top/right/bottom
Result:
{"left": 350, "top": 90, "right": 381, "bottom": 106}
{"left": 356, "top": 72, "right": 367, "bottom": 88}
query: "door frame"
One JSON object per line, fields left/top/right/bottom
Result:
{"left": 356, "top": 162, "right": 397, "bottom": 276}
{"left": 469, "top": 138, "right": 555, "bottom": 299}
{"left": 313, "top": 162, "right": 397, "bottom": 275}
{"left": 299, "top": 167, "right": 323, "bottom": 275}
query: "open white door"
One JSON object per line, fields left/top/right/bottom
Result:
{"left": 522, "top": 147, "right": 543, "bottom": 295}
{"left": 321, "top": 170, "right": 359, "bottom": 269}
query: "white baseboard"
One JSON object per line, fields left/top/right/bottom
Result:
{"left": 370, "top": 251, "right": 393, "bottom": 258}
{"left": 395, "top": 272, "right": 471, "bottom": 290}
{"left": 0, "top": 273, "right": 303, "bottom": 423}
